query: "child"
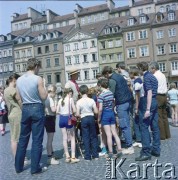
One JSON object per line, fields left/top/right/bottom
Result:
{"left": 45, "top": 85, "right": 59, "bottom": 165}
{"left": 76, "top": 85, "right": 99, "bottom": 161}
{"left": 57, "top": 88, "right": 80, "bottom": 163}
{"left": 97, "top": 78, "right": 122, "bottom": 158}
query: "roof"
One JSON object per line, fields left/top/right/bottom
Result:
{"left": 51, "top": 13, "right": 74, "bottom": 23}
{"left": 110, "top": 5, "right": 129, "bottom": 13}
{"left": 31, "top": 16, "right": 47, "bottom": 24}
{"left": 10, "top": 28, "right": 30, "bottom": 36}
{"left": 132, "top": 0, "right": 153, "bottom": 7}
{"left": 12, "top": 13, "right": 29, "bottom": 22}
{"left": 78, "top": 4, "right": 109, "bottom": 16}
{"left": 156, "top": 0, "right": 178, "bottom": 5}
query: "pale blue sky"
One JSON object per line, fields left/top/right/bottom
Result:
{"left": 0, "top": 0, "right": 129, "bottom": 35}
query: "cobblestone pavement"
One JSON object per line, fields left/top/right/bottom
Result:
{"left": 0, "top": 120, "right": 178, "bottom": 180}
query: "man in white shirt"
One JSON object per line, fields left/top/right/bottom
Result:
{"left": 149, "top": 61, "right": 171, "bottom": 140}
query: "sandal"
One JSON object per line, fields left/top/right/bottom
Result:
{"left": 65, "top": 157, "right": 71, "bottom": 163}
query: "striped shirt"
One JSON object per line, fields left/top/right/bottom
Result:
{"left": 143, "top": 71, "right": 158, "bottom": 97}
{"left": 98, "top": 89, "right": 114, "bottom": 110}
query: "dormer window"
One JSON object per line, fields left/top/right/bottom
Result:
{"left": 26, "top": 37, "right": 30, "bottom": 42}
{"left": 166, "top": 5, "right": 170, "bottom": 12}
{"left": 128, "top": 18, "right": 134, "bottom": 26}
{"left": 0, "top": 36, "right": 4, "bottom": 42}
{"left": 104, "top": 28, "right": 111, "bottom": 34}
{"left": 140, "top": 16, "right": 146, "bottom": 24}
{"left": 171, "top": 4, "right": 176, "bottom": 11}
{"left": 112, "top": 27, "right": 119, "bottom": 33}
{"left": 18, "top": 38, "right": 22, "bottom": 43}
{"left": 50, "top": 33, "right": 54, "bottom": 39}
{"left": 7, "top": 35, "right": 12, "bottom": 41}
{"left": 156, "top": 14, "right": 164, "bottom": 22}
{"left": 168, "top": 12, "right": 175, "bottom": 21}
{"left": 160, "top": 6, "right": 165, "bottom": 13}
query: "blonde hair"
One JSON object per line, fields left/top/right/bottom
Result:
{"left": 47, "top": 85, "right": 57, "bottom": 93}
{"left": 170, "top": 83, "right": 176, "bottom": 89}
{"left": 61, "top": 88, "right": 73, "bottom": 107}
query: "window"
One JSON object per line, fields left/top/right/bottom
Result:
{"left": 115, "top": 39, "right": 122, "bottom": 47}
{"left": 19, "top": 23, "right": 22, "bottom": 29}
{"left": 104, "top": 28, "right": 111, "bottom": 34}
{"left": 45, "top": 46, "right": 49, "bottom": 53}
{"left": 82, "top": 42, "right": 87, "bottom": 49}
{"left": 66, "top": 56, "right": 71, "bottom": 65}
{"left": 67, "top": 73, "right": 71, "bottom": 80}
{"left": 109, "top": 54, "right": 114, "bottom": 60}
{"left": 140, "top": 16, "right": 146, "bottom": 24}
{"left": 160, "top": 6, "right": 165, "bottom": 13}
{"left": 18, "top": 38, "right": 23, "bottom": 43}
{"left": 0, "top": 64, "right": 2, "bottom": 72}
{"left": 92, "top": 54, "right": 97, "bottom": 61}
{"left": 21, "top": 50, "right": 26, "bottom": 58}
{"left": 15, "top": 24, "right": 18, "bottom": 30}
{"left": 117, "top": 53, "right": 122, "bottom": 61}
{"left": 75, "top": 55, "right": 80, "bottom": 64}
{"left": 127, "top": 32, "right": 135, "bottom": 41}
{"left": 26, "top": 37, "right": 30, "bottom": 42}
{"left": 159, "top": 63, "right": 166, "bottom": 72}
{"left": 38, "top": 47, "right": 42, "bottom": 54}
{"left": 139, "top": 30, "right": 147, "bottom": 39}
{"left": 3, "top": 64, "right": 8, "bottom": 72}
{"left": 27, "top": 49, "right": 32, "bottom": 57}
{"left": 88, "top": 16, "right": 92, "bottom": 23}
{"left": 55, "top": 58, "right": 59, "bottom": 66}
{"left": 53, "top": 44, "right": 58, "bottom": 51}
{"left": 166, "top": 5, "right": 170, "bottom": 12}
{"left": 146, "top": 7, "right": 151, "bottom": 13}
{"left": 108, "top": 41, "right": 113, "bottom": 48}
{"left": 47, "top": 75, "right": 52, "bottom": 84}
{"left": 171, "top": 4, "right": 176, "bottom": 11}
{"left": 81, "top": 18, "right": 85, "bottom": 25}
{"left": 172, "top": 62, "right": 178, "bottom": 70}
{"left": 127, "top": 48, "right": 136, "bottom": 58}
{"left": 55, "top": 73, "right": 61, "bottom": 83}
{"left": 170, "top": 44, "right": 177, "bottom": 53}
{"left": 157, "top": 45, "right": 165, "bottom": 55}
{"left": 91, "top": 40, "right": 96, "bottom": 48}
{"left": 46, "top": 59, "right": 51, "bottom": 67}
{"left": 16, "top": 51, "right": 20, "bottom": 59}
{"left": 84, "top": 70, "right": 89, "bottom": 80}
{"left": 74, "top": 43, "right": 79, "bottom": 51}
{"left": 9, "top": 63, "right": 13, "bottom": 71}
{"left": 83, "top": 55, "right": 88, "bottom": 63}
{"left": 128, "top": 19, "right": 134, "bottom": 26}
{"left": 168, "top": 13, "right": 175, "bottom": 21}
{"left": 100, "top": 13, "right": 105, "bottom": 20}
{"left": 101, "top": 41, "right": 105, "bottom": 49}
{"left": 94, "top": 15, "right": 98, "bottom": 22}
{"left": 156, "top": 14, "right": 163, "bottom": 22}
{"left": 169, "top": 28, "right": 176, "bottom": 37}
{"left": 3, "top": 51, "right": 7, "bottom": 57}
{"left": 157, "top": 30, "right": 164, "bottom": 39}
{"left": 16, "top": 65, "right": 20, "bottom": 72}
{"left": 24, "top": 22, "right": 27, "bottom": 28}
{"left": 138, "top": 9, "right": 143, "bottom": 15}
{"left": 140, "top": 46, "right": 149, "bottom": 57}
{"left": 93, "top": 69, "right": 98, "bottom": 79}
{"left": 65, "top": 44, "right": 70, "bottom": 52}
{"left": 78, "top": 72, "right": 81, "bottom": 81}
{"left": 101, "top": 55, "right": 106, "bottom": 61}
{"left": 22, "top": 64, "right": 26, "bottom": 72}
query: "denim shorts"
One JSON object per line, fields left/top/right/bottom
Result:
{"left": 101, "top": 109, "right": 116, "bottom": 126}
{"left": 59, "top": 115, "right": 73, "bottom": 129}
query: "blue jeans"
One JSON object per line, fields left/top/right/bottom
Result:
{"left": 81, "top": 116, "right": 99, "bottom": 160}
{"left": 133, "top": 115, "right": 141, "bottom": 142}
{"left": 139, "top": 97, "right": 160, "bottom": 157}
{"left": 116, "top": 102, "right": 132, "bottom": 147}
{"left": 15, "top": 103, "right": 45, "bottom": 174}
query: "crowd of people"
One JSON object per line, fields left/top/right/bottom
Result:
{"left": 0, "top": 57, "right": 178, "bottom": 175}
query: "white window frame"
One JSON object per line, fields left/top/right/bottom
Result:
{"left": 168, "top": 28, "right": 176, "bottom": 37}
{"left": 160, "top": 6, "right": 165, "bottom": 13}
{"left": 93, "top": 69, "right": 98, "bottom": 79}
{"left": 101, "top": 55, "right": 106, "bottom": 61}
{"left": 46, "top": 59, "right": 51, "bottom": 67}
{"left": 138, "top": 9, "right": 143, "bottom": 15}
{"left": 168, "top": 13, "right": 175, "bottom": 21}
{"left": 81, "top": 18, "right": 85, "bottom": 25}
{"left": 127, "top": 32, "right": 135, "bottom": 41}
{"left": 159, "top": 63, "right": 166, "bottom": 72}
{"left": 157, "top": 45, "right": 165, "bottom": 55}
{"left": 84, "top": 70, "right": 89, "bottom": 80}
{"left": 108, "top": 41, "right": 113, "bottom": 48}
{"left": 115, "top": 39, "right": 122, "bottom": 47}
{"left": 117, "top": 53, "right": 122, "bottom": 61}
{"left": 127, "top": 48, "right": 136, "bottom": 58}
{"left": 66, "top": 56, "right": 71, "bottom": 65}
{"left": 74, "top": 43, "right": 79, "bottom": 51}
{"left": 128, "top": 19, "right": 134, "bottom": 26}
{"left": 171, "top": 61, "right": 178, "bottom": 71}
{"left": 139, "top": 46, "right": 149, "bottom": 57}
{"left": 140, "top": 16, "right": 146, "bottom": 24}
{"left": 146, "top": 7, "right": 151, "bottom": 13}
{"left": 47, "top": 74, "right": 52, "bottom": 84}
{"left": 65, "top": 44, "right": 70, "bottom": 52}
{"left": 170, "top": 44, "right": 177, "bottom": 53}
{"left": 82, "top": 42, "right": 87, "bottom": 49}
{"left": 55, "top": 58, "right": 59, "bottom": 66}
{"left": 157, "top": 30, "right": 164, "bottom": 39}
{"left": 139, "top": 30, "right": 147, "bottom": 39}
{"left": 74, "top": 55, "right": 80, "bottom": 64}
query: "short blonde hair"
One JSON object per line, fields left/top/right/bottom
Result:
{"left": 170, "top": 83, "right": 176, "bottom": 89}
{"left": 47, "top": 85, "right": 57, "bottom": 93}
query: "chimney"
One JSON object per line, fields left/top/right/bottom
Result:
{"left": 107, "top": 0, "right": 115, "bottom": 11}
{"left": 75, "top": 3, "right": 83, "bottom": 13}
{"left": 129, "top": 0, "right": 135, "bottom": 7}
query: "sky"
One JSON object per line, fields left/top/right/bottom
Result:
{"left": 0, "top": 0, "right": 129, "bottom": 35}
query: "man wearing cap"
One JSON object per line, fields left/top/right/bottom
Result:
{"left": 65, "top": 69, "right": 79, "bottom": 103}
{"left": 15, "top": 58, "right": 48, "bottom": 174}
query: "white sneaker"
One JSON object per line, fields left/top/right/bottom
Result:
{"left": 122, "top": 146, "right": 134, "bottom": 155}
{"left": 24, "top": 157, "right": 29, "bottom": 166}
{"left": 133, "top": 142, "right": 142, "bottom": 148}
{"left": 47, "top": 157, "right": 59, "bottom": 165}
